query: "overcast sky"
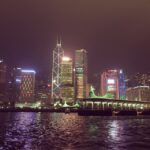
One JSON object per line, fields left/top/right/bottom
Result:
{"left": 0, "top": 0, "right": 150, "bottom": 80}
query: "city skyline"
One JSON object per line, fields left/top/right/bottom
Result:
{"left": 0, "top": 1, "right": 150, "bottom": 80}
{"left": 1, "top": 2, "right": 150, "bottom": 150}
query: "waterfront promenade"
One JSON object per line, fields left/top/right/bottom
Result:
{"left": 1, "top": 98, "right": 150, "bottom": 116}
{"left": 80, "top": 98, "right": 150, "bottom": 111}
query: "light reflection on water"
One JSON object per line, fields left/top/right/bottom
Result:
{"left": 0, "top": 113, "right": 150, "bottom": 150}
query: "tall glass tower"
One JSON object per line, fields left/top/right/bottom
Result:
{"left": 51, "top": 40, "right": 64, "bottom": 103}
{"left": 60, "top": 56, "right": 74, "bottom": 104}
{"left": 75, "top": 49, "right": 88, "bottom": 99}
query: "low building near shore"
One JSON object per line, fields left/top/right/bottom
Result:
{"left": 126, "top": 86, "right": 150, "bottom": 102}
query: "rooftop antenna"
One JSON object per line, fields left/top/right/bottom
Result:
{"left": 56, "top": 35, "right": 62, "bottom": 47}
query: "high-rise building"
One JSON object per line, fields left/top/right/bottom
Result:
{"left": 0, "top": 60, "right": 7, "bottom": 101}
{"left": 35, "top": 75, "right": 50, "bottom": 103}
{"left": 100, "top": 69, "right": 126, "bottom": 99}
{"left": 60, "top": 56, "right": 73, "bottom": 85}
{"left": 51, "top": 41, "right": 64, "bottom": 103}
{"left": 118, "top": 70, "right": 126, "bottom": 100}
{"left": 75, "top": 49, "right": 88, "bottom": 99}
{"left": 126, "top": 86, "right": 150, "bottom": 102}
{"left": 9, "top": 67, "right": 22, "bottom": 102}
{"left": 60, "top": 56, "right": 74, "bottom": 104}
{"left": 20, "top": 70, "right": 36, "bottom": 102}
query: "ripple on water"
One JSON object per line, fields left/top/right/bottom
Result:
{"left": 0, "top": 113, "right": 150, "bottom": 150}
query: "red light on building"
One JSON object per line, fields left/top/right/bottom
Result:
{"left": 47, "top": 84, "right": 51, "bottom": 88}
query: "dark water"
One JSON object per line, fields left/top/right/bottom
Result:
{"left": 0, "top": 113, "right": 150, "bottom": 150}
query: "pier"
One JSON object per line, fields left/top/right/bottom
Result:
{"left": 78, "top": 98, "right": 150, "bottom": 115}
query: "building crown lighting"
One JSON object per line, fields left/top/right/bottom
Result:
{"left": 21, "top": 70, "right": 36, "bottom": 73}
{"left": 62, "top": 56, "right": 71, "bottom": 61}
{"left": 0, "top": 60, "right": 3, "bottom": 63}
{"left": 57, "top": 43, "right": 61, "bottom": 47}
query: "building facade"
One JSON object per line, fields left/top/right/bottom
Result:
{"left": 101, "top": 69, "right": 126, "bottom": 99}
{"left": 51, "top": 41, "right": 64, "bottom": 103}
{"left": 9, "top": 67, "right": 22, "bottom": 102}
{"left": 126, "top": 73, "right": 150, "bottom": 88}
{"left": 126, "top": 86, "right": 150, "bottom": 102}
{"left": 20, "top": 70, "right": 36, "bottom": 102}
{"left": 75, "top": 49, "right": 88, "bottom": 99}
{"left": 60, "top": 56, "right": 74, "bottom": 104}
{"left": 35, "top": 76, "right": 50, "bottom": 103}
{"left": 0, "top": 60, "right": 7, "bottom": 101}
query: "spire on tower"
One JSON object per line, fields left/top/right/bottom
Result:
{"left": 57, "top": 36, "right": 62, "bottom": 47}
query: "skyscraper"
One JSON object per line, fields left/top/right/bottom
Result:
{"left": 51, "top": 40, "right": 64, "bottom": 103}
{"left": 9, "top": 67, "right": 22, "bottom": 102}
{"left": 60, "top": 56, "right": 74, "bottom": 104}
{"left": 100, "top": 69, "right": 126, "bottom": 100}
{"left": 75, "top": 49, "right": 88, "bottom": 99}
{"left": 118, "top": 70, "right": 126, "bottom": 100}
{"left": 20, "top": 70, "right": 36, "bottom": 102}
{"left": 0, "top": 60, "right": 7, "bottom": 101}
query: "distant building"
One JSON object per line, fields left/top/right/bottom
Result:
{"left": 0, "top": 60, "right": 7, "bottom": 101}
{"left": 20, "top": 70, "right": 36, "bottom": 102}
{"left": 60, "top": 56, "right": 74, "bottom": 104}
{"left": 9, "top": 67, "right": 22, "bottom": 102}
{"left": 100, "top": 69, "right": 126, "bottom": 99}
{"left": 35, "top": 77, "right": 50, "bottom": 105}
{"left": 75, "top": 49, "right": 88, "bottom": 99}
{"left": 126, "top": 73, "right": 150, "bottom": 88}
{"left": 126, "top": 86, "right": 150, "bottom": 102}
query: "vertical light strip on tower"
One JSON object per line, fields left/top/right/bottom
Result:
{"left": 51, "top": 40, "right": 64, "bottom": 103}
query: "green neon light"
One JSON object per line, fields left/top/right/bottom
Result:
{"left": 89, "top": 86, "right": 114, "bottom": 99}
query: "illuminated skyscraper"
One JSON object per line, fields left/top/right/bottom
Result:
{"left": 75, "top": 49, "right": 88, "bottom": 99}
{"left": 61, "top": 56, "right": 73, "bottom": 86}
{"left": 119, "top": 70, "right": 126, "bottom": 99}
{"left": 60, "top": 56, "right": 74, "bottom": 103}
{"left": 100, "top": 69, "right": 126, "bottom": 99}
{"left": 20, "top": 70, "right": 36, "bottom": 102}
{"left": 0, "top": 60, "right": 7, "bottom": 101}
{"left": 51, "top": 40, "right": 64, "bottom": 103}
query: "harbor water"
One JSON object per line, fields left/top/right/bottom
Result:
{"left": 0, "top": 112, "right": 150, "bottom": 150}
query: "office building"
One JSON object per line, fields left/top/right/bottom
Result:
{"left": 126, "top": 86, "right": 150, "bottom": 102}
{"left": 126, "top": 73, "right": 150, "bottom": 88}
{"left": 9, "top": 67, "right": 22, "bottom": 102}
{"left": 51, "top": 41, "right": 64, "bottom": 102}
{"left": 101, "top": 69, "right": 126, "bottom": 99}
{"left": 0, "top": 60, "right": 7, "bottom": 101}
{"left": 60, "top": 56, "right": 74, "bottom": 104}
{"left": 20, "top": 70, "right": 36, "bottom": 102}
{"left": 75, "top": 49, "right": 88, "bottom": 99}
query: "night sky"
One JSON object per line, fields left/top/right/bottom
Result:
{"left": 0, "top": 0, "right": 150, "bottom": 81}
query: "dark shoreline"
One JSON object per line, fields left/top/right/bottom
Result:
{"left": 0, "top": 108, "right": 78, "bottom": 113}
{"left": 1, "top": 108, "right": 150, "bottom": 116}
